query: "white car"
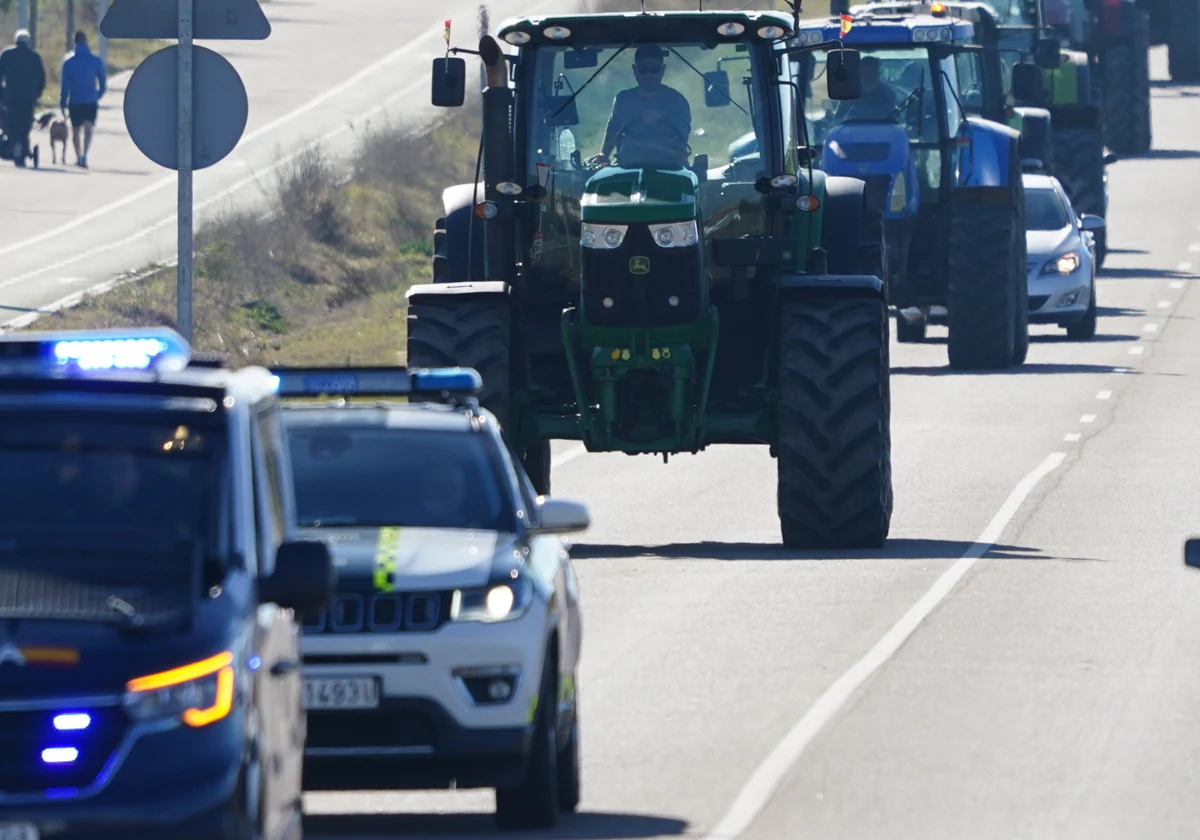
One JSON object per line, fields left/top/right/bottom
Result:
{"left": 271, "top": 366, "right": 590, "bottom": 831}
{"left": 1024, "top": 172, "right": 1105, "bottom": 340}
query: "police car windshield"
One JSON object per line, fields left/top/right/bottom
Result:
{"left": 0, "top": 411, "right": 226, "bottom": 623}
{"left": 287, "top": 426, "right": 517, "bottom": 533}
{"left": 1025, "top": 186, "right": 1070, "bottom": 230}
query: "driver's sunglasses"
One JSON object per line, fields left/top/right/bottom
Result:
{"left": 635, "top": 64, "right": 663, "bottom": 75}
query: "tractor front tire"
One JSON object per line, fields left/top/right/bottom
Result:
{"left": 947, "top": 192, "right": 1020, "bottom": 370}
{"left": 776, "top": 296, "right": 892, "bottom": 550}
{"left": 1102, "top": 12, "right": 1153, "bottom": 154}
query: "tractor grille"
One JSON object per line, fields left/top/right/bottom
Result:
{"left": 582, "top": 223, "right": 702, "bottom": 329}
{"left": 302, "top": 591, "right": 453, "bottom": 635}
{"left": 1029, "top": 295, "right": 1051, "bottom": 312}
{"left": 0, "top": 706, "right": 128, "bottom": 795}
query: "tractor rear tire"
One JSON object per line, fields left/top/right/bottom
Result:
{"left": 1052, "top": 128, "right": 1107, "bottom": 266}
{"left": 947, "top": 192, "right": 1020, "bottom": 369}
{"left": 1168, "top": 0, "right": 1200, "bottom": 81}
{"left": 776, "top": 296, "right": 892, "bottom": 550}
{"left": 1101, "top": 11, "right": 1153, "bottom": 155}
{"left": 407, "top": 294, "right": 552, "bottom": 496}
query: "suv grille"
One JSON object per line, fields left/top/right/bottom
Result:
{"left": 0, "top": 706, "right": 128, "bottom": 795}
{"left": 302, "top": 591, "right": 453, "bottom": 635}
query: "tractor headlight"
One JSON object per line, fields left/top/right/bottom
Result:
{"left": 648, "top": 220, "right": 699, "bottom": 248}
{"left": 450, "top": 577, "right": 535, "bottom": 623}
{"left": 1041, "top": 251, "right": 1080, "bottom": 275}
{"left": 582, "top": 223, "right": 627, "bottom": 249}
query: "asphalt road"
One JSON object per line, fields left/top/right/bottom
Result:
{"left": 0, "top": 0, "right": 572, "bottom": 324}
{"left": 302, "top": 47, "right": 1200, "bottom": 840}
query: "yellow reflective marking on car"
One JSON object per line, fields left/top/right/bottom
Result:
{"left": 374, "top": 527, "right": 401, "bottom": 591}
{"left": 527, "top": 694, "right": 539, "bottom": 723}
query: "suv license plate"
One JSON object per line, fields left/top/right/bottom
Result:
{"left": 303, "top": 677, "right": 379, "bottom": 709}
{"left": 0, "top": 824, "right": 38, "bottom": 840}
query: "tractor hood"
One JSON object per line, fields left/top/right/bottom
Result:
{"left": 580, "top": 166, "right": 698, "bottom": 225}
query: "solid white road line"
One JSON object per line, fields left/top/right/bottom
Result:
{"left": 703, "top": 451, "right": 1068, "bottom": 840}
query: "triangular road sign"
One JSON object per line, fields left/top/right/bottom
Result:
{"left": 101, "top": 0, "right": 271, "bottom": 40}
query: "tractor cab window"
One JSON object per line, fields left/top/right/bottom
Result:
{"left": 801, "top": 47, "right": 947, "bottom": 200}
{"left": 978, "top": 0, "right": 1037, "bottom": 26}
{"left": 522, "top": 39, "right": 771, "bottom": 287}
{"left": 955, "top": 50, "right": 986, "bottom": 115}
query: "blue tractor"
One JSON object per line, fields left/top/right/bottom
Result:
{"left": 789, "top": 11, "right": 1029, "bottom": 368}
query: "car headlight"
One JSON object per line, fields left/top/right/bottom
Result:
{"left": 450, "top": 577, "right": 534, "bottom": 623}
{"left": 648, "top": 220, "right": 699, "bottom": 248}
{"left": 582, "top": 223, "right": 627, "bottom": 249}
{"left": 122, "top": 651, "right": 235, "bottom": 728}
{"left": 1041, "top": 251, "right": 1080, "bottom": 275}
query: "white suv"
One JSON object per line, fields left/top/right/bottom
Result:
{"left": 272, "top": 366, "right": 590, "bottom": 831}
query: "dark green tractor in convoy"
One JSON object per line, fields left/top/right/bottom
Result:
{"left": 407, "top": 8, "right": 897, "bottom": 548}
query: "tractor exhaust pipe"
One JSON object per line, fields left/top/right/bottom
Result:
{"left": 478, "top": 34, "right": 516, "bottom": 283}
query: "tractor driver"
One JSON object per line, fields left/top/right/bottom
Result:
{"left": 588, "top": 45, "right": 692, "bottom": 169}
{"left": 834, "top": 55, "right": 900, "bottom": 122}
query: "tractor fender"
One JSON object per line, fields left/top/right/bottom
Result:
{"left": 407, "top": 279, "right": 511, "bottom": 304}
{"left": 779, "top": 273, "right": 885, "bottom": 299}
{"left": 436, "top": 181, "right": 486, "bottom": 283}
{"left": 820, "top": 122, "right": 918, "bottom": 219}
{"left": 956, "top": 116, "right": 1020, "bottom": 188}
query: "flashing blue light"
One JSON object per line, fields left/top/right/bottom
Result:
{"left": 249, "top": 655, "right": 262, "bottom": 671}
{"left": 0, "top": 327, "right": 192, "bottom": 374}
{"left": 53, "top": 713, "right": 91, "bottom": 731}
{"left": 271, "top": 366, "right": 483, "bottom": 398}
{"left": 42, "top": 747, "right": 78, "bottom": 764}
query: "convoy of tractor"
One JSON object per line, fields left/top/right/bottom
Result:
{"left": 408, "top": 0, "right": 1139, "bottom": 551}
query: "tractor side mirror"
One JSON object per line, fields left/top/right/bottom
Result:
{"left": 1035, "top": 37, "right": 1061, "bottom": 69}
{"left": 543, "top": 95, "right": 580, "bottom": 127}
{"left": 826, "top": 49, "right": 862, "bottom": 100}
{"left": 1010, "top": 63, "right": 1044, "bottom": 103}
{"left": 432, "top": 57, "right": 467, "bottom": 108}
{"left": 705, "top": 70, "right": 732, "bottom": 107}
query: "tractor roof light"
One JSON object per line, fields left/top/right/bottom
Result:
{"left": 931, "top": 2, "right": 948, "bottom": 15}
{"left": 495, "top": 181, "right": 523, "bottom": 196}
{"left": 504, "top": 30, "right": 532, "bottom": 45}
{"left": 717, "top": 21, "right": 746, "bottom": 36}
{"left": 543, "top": 25, "right": 571, "bottom": 39}
{"left": 757, "top": 24, "right": 787, "bottom": 39}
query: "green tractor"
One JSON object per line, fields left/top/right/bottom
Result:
{"left": 407, "top": 8, "right": 896, "bottom": 548}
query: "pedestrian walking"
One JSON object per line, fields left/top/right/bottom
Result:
{"left": 0, "top": 29, "right": 46, "bottom": 167}
{"left": 61, "top": 31, "right": 106, "bottom": 168}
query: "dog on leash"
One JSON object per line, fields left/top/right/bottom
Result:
{"left": 36, "top": 112, "right": 68, "bottom": 164}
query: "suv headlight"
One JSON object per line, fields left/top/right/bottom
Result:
{"left": 122, "top": 651, "right": 235, "bottom": 728}
{"left": 649, "top": 220, "right": 698, "bottom": 248}
{"left": 582, "top": 223, "right": 627, "bottom": 249}
{"left": 1041, "top": 251, "right": 1080, "bottom": 275}
{"left": 451, "top": 577, "right": 534, "bottom": 623}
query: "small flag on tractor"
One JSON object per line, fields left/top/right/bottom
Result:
{"left": 839, "top": 13, "right": 853, "bottom": 37}
{"left": 444, "top": 19, "right": 452, "bottom": 47}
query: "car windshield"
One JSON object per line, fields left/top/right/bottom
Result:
{"left": 1025, "top": 186, "right": 1070, "bottom": 231}
{"left": 0, "top": 410, "right": 228, "bottom": 623}
{"left": 286, "top": 425, "right": 516, "bottom": 532}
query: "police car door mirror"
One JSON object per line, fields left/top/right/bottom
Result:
{"left": 432, "top": 57, "right": 467, "bottom": 107}
{"left": 1079, "top": 213, "right": 1105, "bottom": 232}
{"left": 261, "top": 540, "right": 337, "bottom": 616}
{"left": 534, "top": 498, "right": 591, "bottom": 535}
{"left": 1035, "top": 38, "right": 1060, "bottom": 69}
{"left": 704, "top": 70, "right": 731, "bottom": 108}
{"left": 826, "top": 49, "right": 862, "bottom": 101}
{"left": 1185, "top": 538, "right": 1200, "bottom": 570}
{"left": 1010, "top": 63, "right": 1043, "bottom": 103}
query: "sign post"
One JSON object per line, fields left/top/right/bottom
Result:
{"left": 101, "top": 0, "right": 271, "bottom": 342}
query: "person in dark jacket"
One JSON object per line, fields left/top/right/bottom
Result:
{"left": 0, "top": 29, "right": 46, "bottom": 166}
{"left": 61, "top": 31, "right": 105, "bottom": 168}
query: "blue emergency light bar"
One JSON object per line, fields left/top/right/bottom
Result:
{"left": 270, "top": 366, "right": 483, "bottom": 398}
{"left": 0, "top": 327, "right": 191, "bottom": 374}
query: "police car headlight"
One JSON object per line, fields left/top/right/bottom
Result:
{"left": 450, "top": 577, "right": 534, "bottom": 622}
{"left": 122, "top": 651, "right": 235, "bottom": 728}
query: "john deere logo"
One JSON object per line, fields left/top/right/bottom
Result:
{"left": 629, "top": 256, "right": 650, "bottom": 275}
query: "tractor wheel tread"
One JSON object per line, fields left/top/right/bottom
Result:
{"left": 947, "top": 199, "right": 1019, "bottom": 369}
{"left": 1102, "top": 11, "right": 1152, "bottom": 154}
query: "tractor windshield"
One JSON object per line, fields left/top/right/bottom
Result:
{"left": 799, "top": 45, "right": 962, "bottom": 202}
{"left": 521, "top": 39, "right": 771, "bottom": 286}
{"left": 977, "top": 0, "right": 1037, "bottom": 25}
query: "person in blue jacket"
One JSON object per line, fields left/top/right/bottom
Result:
{"left": 60, "top": 31, "right": 105, "bottom": 168}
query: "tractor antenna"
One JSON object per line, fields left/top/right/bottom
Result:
{"left": 641, "top": 0, "right": 647, "bottom": 12}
